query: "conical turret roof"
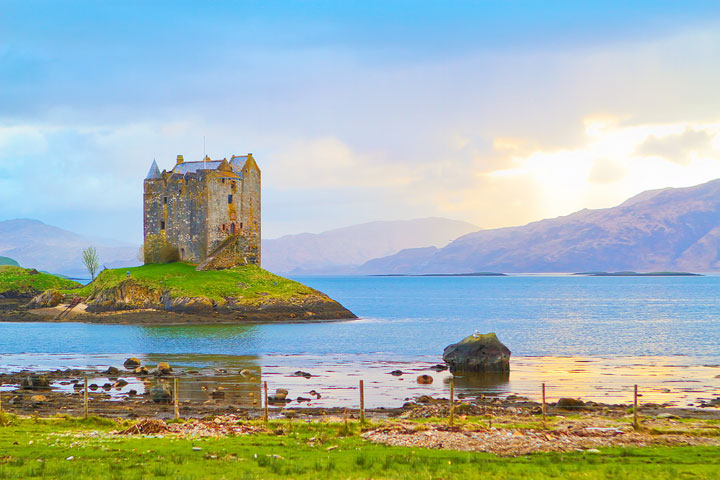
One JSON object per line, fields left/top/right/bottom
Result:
{"left": 145, "top": 159, "right": 161, "bottom": 179}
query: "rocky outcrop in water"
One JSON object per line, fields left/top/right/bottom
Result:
{"left": 442, "top": 332, "right": 511, "bottom": 373}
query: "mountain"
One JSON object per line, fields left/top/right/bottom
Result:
{"left": 0, "top": 256, "right": 19, "bottom": 267}
{"left": 0, "top": 219, "right": 140, "bottom": 277}
{"left": 358, "top": 179, "right": 720, "bottom": 274}
{"left": 261, "top": 217, "right": 478, "bottom": 274}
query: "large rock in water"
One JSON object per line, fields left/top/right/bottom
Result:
{"left": 442, "top": 333, "right": 511, "bottom": 373}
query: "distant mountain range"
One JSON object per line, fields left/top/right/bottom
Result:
{"left": 8, "top": 178, "right": 720, "bottom": 276}
{"left": 0, "top": 219, "right": 140, "bottom": 277}
{"left": 360, "top": 179, "right": 720, "bottom": 274}
{"left": 261, "top": 218, "right": 479, "bottom": 274}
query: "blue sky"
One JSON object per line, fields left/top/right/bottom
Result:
{"left": 2, "top": 1, "right": 720, "bottom": 242}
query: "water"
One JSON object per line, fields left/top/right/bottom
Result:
{"left": 1, "top": 275, "right": 720, "bottom": 407}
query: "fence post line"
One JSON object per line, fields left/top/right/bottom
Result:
{"left": 359, "top": 380, "right": 365, "bottom": 424}
{"left": 449, "top": 378, "right": 455, "bottom": 426}
{"left": 633, "top": 384, "right": 639, "bottom": 429}
{"left": 83, "top": 376, "right": 89, "bottom": 419}
{"left": 263, "top": 381, "right": 269, "bottom": 424}
{"left": 542, "top": 383, "right": 547, "bottom": 426}
{"left": 173, "top": 378, "right": 179, "bottom": 420}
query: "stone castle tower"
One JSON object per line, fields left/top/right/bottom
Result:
{"left": 143, "top": 154, "right": 260, "bottom": 269}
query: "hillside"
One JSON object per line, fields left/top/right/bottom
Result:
{"left": 359, "top": 179, "right": 720, "bottom": 274}
{"left": 0, "top": 266, "right": 81, "bottom": 297}
{"left": 262, "top": 217, "right": 478, "bottom": 274}
{"left": 0, "top": 219, "right": 140, "bottom": 276}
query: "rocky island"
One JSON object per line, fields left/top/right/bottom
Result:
{"left": 1, "top": 263, "right": 355, "bottom": 324}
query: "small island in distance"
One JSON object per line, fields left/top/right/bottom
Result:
{"left": 573, "top": 271, "right": 703, "bottom": 277}
{"left": 372, "top": 272, "right": 507, "bottom": 277}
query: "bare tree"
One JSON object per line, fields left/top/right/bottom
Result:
{"left": 82, "top": 246, "right": 100, "bottom": 281}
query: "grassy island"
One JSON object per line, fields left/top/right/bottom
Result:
{"left": 4, "top": 262, "right": 356, "bottom": 323}
{"left": 66, "top": 262, "right": 316, "bottom": 303}
{"left": 0, "top": 265, "right": 81, "bottom": 297}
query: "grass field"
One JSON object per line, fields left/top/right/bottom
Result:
{"left": 0, "top": 414, "right": 718, "bottom": 479}
{"left": 65, "top": 263, "right": 317, "bottom": 302}
{"left": 0, "top": 266, "right": 81, "bottom": 296}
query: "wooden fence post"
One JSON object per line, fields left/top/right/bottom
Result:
{"left": 263, "top": 381, "right": 269, "bottom": 423}
{"left": 449, "top": 378, "right": 455, "bottom": 426}
{"left": 173, "top": 378, "right": 179, "bottom": 420}
{"left": 542, "top": 383, "right": 546, "bottom": 426}
{"left": 633, "top": 384, "right": 639, "bottom": 429}
{"left": 83, "top": 376, "right": 89, "bottom": 419}
{"left": 359, "top": 380, "right": 365, "bottom": 424}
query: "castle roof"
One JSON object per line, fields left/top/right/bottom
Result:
{"left": 172, "top": 160, "right": 223, "bottom": 175}
{"left": 146, "top": 160, "right": 161, "bottom": 179}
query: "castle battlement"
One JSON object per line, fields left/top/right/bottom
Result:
{"left": 143, "top": 153, "right": 261, "bottom": 269}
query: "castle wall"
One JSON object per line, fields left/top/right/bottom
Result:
{"left": 205, "top": 173, "right": 240, "bottom": 256}
{"left": 143, "top": 173, "right": 209, "bottom": 263}
{"left": 240, "top": 160, "right": 261, "bottom": 265}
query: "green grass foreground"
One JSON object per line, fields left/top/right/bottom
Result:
{"left": 0, "top": 415, "right": 719, "bottom": 479}
{"left": 66, "top": 263, "right": 317, "bottom": 302}
{"left": 0, "top": 266, "right": 81, "bottom": 296}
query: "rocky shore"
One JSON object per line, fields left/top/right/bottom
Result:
{"left": 3, "top": 293, "right": 355, "bottom": 324}
{"left": 2, "top": 365, "right": 719, "bottom": 422}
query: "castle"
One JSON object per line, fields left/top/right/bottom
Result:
{"left": 143, "top": 154, "right": 260, "bottom": 269}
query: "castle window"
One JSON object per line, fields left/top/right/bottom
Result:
{"left": 231, "top": 223, "right": 236, "bottom": 234}
{"left": 240, "top": 222, "right": 243, "bottom": 229}
{"left": 160, "top": 221, "right": 165, "bottom": 230}
{"left": 184, "top": 178, "right": 189, "bottom": 186}
{"left": 228, "top": 194, "right": 233, "bottom": 204}
{"left": 222, "top": 178, "right": 225, "bottom": 184}
{"left": 163, "top": 196, "right": 167, "bottom": 204}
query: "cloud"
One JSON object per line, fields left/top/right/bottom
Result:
{"left": 635, "top": 127, "right": 717, "bottom": 165}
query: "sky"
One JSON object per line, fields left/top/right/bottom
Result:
{"left": 2, "top": 0, "right": 720, "bottom": 243}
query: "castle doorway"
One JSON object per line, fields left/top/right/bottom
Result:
{"left": 180, "top": 248, "right": 185, "bottom": 259}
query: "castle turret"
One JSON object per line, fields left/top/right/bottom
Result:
{"left": 145, "top": 160, "right": 161, "bottom": 180}
{"left": 176, "top": 155, "right": 184, "bottom": 164}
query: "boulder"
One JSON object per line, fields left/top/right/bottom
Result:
{"left": 417, "top": 375, "right": 433, "bottom": 384}
{"left": 30, "top": 395, "right": 47, "bottom": 404}
{"left": 557, "top": 398, "right": 585, "bottom": 409}
{"left": 104, "top": 366, "right": 120, "bottom": 375}
{"left": 390, "top": 370, "right": 404, "bottom": 376}
{"left": 293, "top": 371, "right": 312, "bottom": 378}
{"left": 21, "top": 374, "right": 50, "bottom": 390}
{"left": 150, "top": 383, "right": 173, "bottom": 403}
{"left": 135, "top": 366, "right": 149, "bottom": 375}
{"left": 29, "top": 289, "right": 64, "bottom": 308}
{"left": 114, "top": 379, "right": 129, "bottom": 388}
{"left": 156, "top": 362, "right": 172, "bottom": 375}
{"left": 442, "top": 332, "right": 510, "bottom": 373}
{"left": 124, "top": 358, "right": 142, "bottom": 369}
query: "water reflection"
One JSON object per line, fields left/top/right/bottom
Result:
{"left": 450, "top": 371, "right": 510, "bottom": 397}
{"left": 139, "top": 324, "right": 257, "bottom": 340}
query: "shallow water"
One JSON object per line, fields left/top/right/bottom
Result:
{"left": 1, "top": 275, "right": 719, "bottom": 407}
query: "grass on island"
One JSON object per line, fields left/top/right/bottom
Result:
{"left": 0, "top": 266, "right": 81, "bottom": 296}
{"left": 0, "top": 414, "right": 719, "bottom": 480}
{"left": 65, "top": 262, "right": 317, "bottom": 302}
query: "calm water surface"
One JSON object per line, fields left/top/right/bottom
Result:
{"left": 1, "top": 275, "right": 719, "bottom": 407}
